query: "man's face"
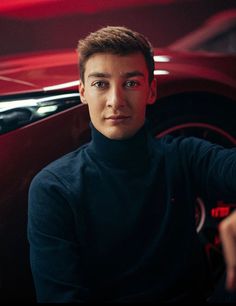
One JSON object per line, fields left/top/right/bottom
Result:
{"left": 79, "top": 52, "right": 156, "bottom": 140}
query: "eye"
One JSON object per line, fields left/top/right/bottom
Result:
{"left": 125, "top": 80, "right": 140, "bottom": 88}
{"left": 92, "top": 80, "right": 108, "bottom": 89}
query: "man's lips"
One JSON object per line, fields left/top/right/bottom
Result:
{"left": 106, "top": 115, "right": 131, "bottom": 120}
{"left": 105, "top": 115, "right": 131, "bottom": 124}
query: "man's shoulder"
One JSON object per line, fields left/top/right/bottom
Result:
{"left": 155, "top": 134, "right": 214, "bottom": 149}
{"left": 50, "top": 143, "right": 88, "bottom": 169}
{"left": 32, "top": 143, "right": 89, "bottom": 187}
{"left": 152, "top": 134, "right": 220, "bottom": 159}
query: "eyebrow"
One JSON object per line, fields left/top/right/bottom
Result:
{"left": 87, "top": 70, "right": 145, "bottom": 79}
{"left": 123, "top": 71, "right": 145, "bottom": 78}
{"left": 87, "top": 72, "right": 111, "bottom": 78}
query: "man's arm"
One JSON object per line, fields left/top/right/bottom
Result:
{"left": 219, "top": 210, "right": 236, "bottom": 291}
{"left": 177, "top": 137, "right": 236, "bottom": 291}
{"left": 185, "top": 138, "right": 236, "bottom": 201}
{"left": 28, "top": 169, "right": 87, "bottom": 302}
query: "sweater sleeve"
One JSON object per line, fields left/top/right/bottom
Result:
{"left": 177, "top": 137, "right": 236, "bottom": 201}
{"left": 27, "top": 169, "right": 88, "bottom": 302}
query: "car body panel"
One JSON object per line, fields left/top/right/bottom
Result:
{"left": 0, "top": 50, "right": 79, "bottom": 95}
{"left": 155, "top": 52, "right": 236, "bottom": 99}
{"left": 1, "top": 49, "right": 236, "bottom": 99}
{"left": 0, "top": 103, "right": 90, "bottom": 209}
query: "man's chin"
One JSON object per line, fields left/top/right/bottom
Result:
{"left": 101, "top": 127, "right": 136, "bottom": 140}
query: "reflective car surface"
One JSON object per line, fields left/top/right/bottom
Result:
{"left": 0, "top": 46, "right": 236, "bottom": 301}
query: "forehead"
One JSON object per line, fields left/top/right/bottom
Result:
{"left": 84, "top": 52, "right": 148, "bottom": 77}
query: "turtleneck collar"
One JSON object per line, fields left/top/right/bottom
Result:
{"left": 87, "top": 122, "right": 151, "bottom": 169}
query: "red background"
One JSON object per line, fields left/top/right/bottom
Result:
{"left": 0, "top": 0, "right": 235, "bottom": 56}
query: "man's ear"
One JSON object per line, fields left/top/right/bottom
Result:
{"left": 79, "top": 81, "right": 87, "bottom": 104}
{"left": 147, "top": 78, "right": 157, "bottom": 105}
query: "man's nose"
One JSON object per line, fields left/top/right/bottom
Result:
{"left": 107, "top": 86, "right": 125, "bottom": 109}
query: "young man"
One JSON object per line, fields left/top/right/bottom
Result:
{"left": 28, "top": 26, "right": 236, "bottom": 302}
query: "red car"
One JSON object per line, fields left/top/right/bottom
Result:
{"left": 0, "top": 42, "right": 236, "bottom": 300}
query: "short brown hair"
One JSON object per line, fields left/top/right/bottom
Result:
{"left": 77, "top": 26, "right": 154, "bottom": 84}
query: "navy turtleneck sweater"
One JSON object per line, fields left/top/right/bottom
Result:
{"left": 28, "top": 123, "right": 236, "bottom": 302}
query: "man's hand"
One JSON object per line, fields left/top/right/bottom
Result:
{"left": 219, "top": 210, "right": 236, "bottom": 291}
